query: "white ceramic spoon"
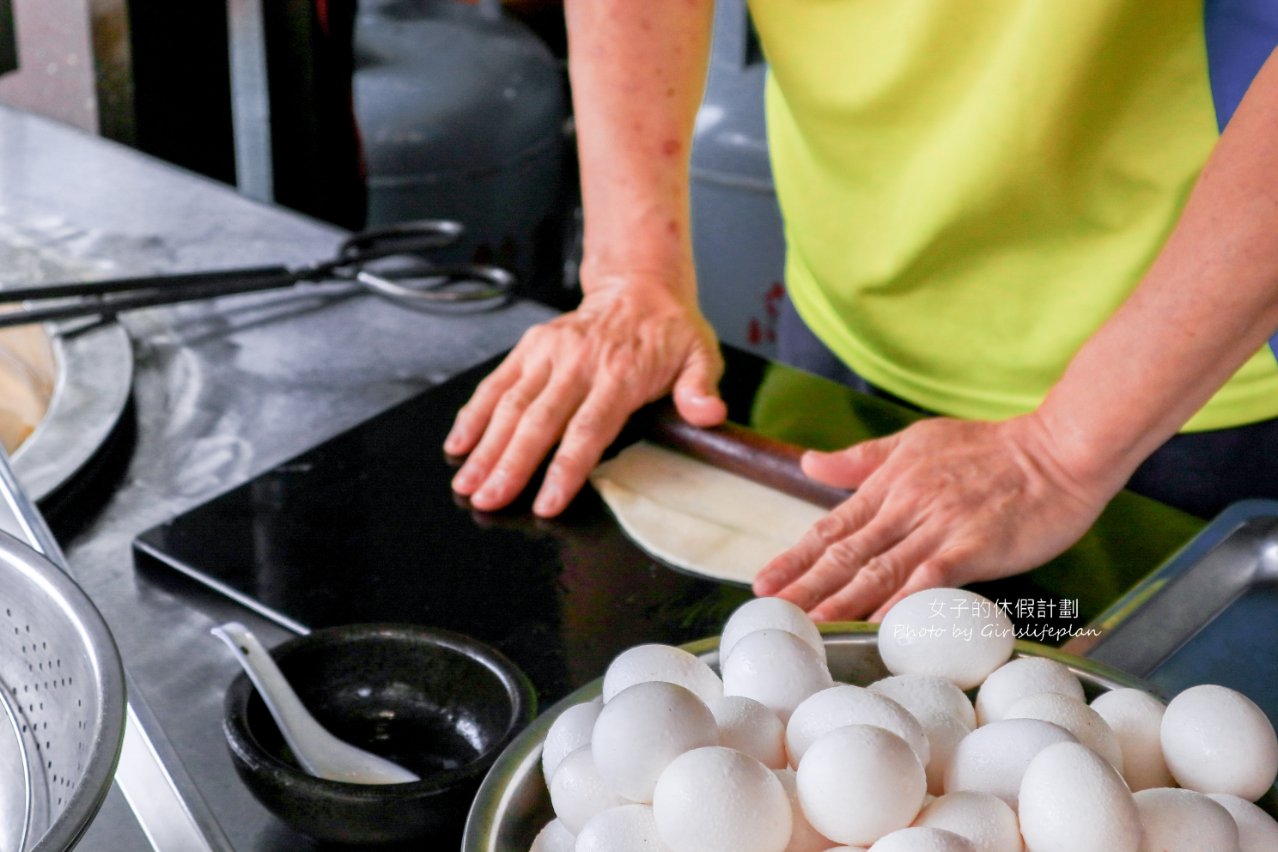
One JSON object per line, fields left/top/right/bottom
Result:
{"left": 212, "top": 622, "right": 420, "bottom": 785}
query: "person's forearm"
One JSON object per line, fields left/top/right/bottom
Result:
{"left": 565, "top": 0, "right": 714, "bottom": 301}
{"left": 1036, "top": 49, "right": 1278, "bottom": 489}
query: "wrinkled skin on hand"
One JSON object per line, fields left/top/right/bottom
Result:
{"left": 753, "top": 415, "right": 1123, "bottom": 622}
{"left": 446, "top": 277, "right": 727, "bottom": 517}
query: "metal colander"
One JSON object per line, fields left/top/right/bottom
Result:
{"left": 0, "top": 530, "right": 126, "bottom": 850}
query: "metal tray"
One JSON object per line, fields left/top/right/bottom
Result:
{"left": 1084, "top": 499, "right": 1278, "bottom": 728}
{"left": 462, "top": 626, "right": 1216, "bottom": 851}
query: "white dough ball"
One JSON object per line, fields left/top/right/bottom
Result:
{"left": 711, "top": 695, "right": 787, "bottom": 769}
{"left": 721, "top": 597, "right": 826, "bottom": 663}
{"left": 823, "top": 848, "right": 869, "bottom": 851}
{"left": 602, "top": 643, "right": 724, "bottom": 706}
{"left": 1161, "top": 684, "right": 1278, "bottom": 800}
{"left": 542, "top": 699, "right": 603, "bottom": 787}
{"left": 797, "top": 725, "right": 927, "bottom": 847}
{"left": 913, "top": 791, "right": 1022, "bottom": 852}
{"left": 549, "top": 747, "right": 629, "bottom": 834}
{"left": 574, "top": 804, "right": 668, "bottom": 852}
{"left": 870, "top": 674, "right": 977, "bottom": 730}
{"left": 877, "top": 589, "right": 1014, "bottom": 690}
{"left": 787, "top": 684, "right": 930, "bottom": 768}
{"left": 1089, "top": 688, "right": 1173, "bottom": 791}
{"left": 774, "top": 768, "right": 837, "bottom": 852}
{"left": 1018, "top": 742, "right": 1142, "bottom": 852}
{"left": 591, "top": 681, "right": 718, "bottom": 803}
{"left": 1207, "top": 793, "right": 1278, "bottom": 852}
{"left": 653, "top": 746, "right": 791, "bottom": 852}
{"left": 867, "top": 827, "right": 975, "bottom": 851}
{"left": 723, "top": 629, "right": 834, "bottom": 722}
{"left": 1004, "top": 692, "right": 1123, "bottom": 773}
{"left": 944, "top": 718, "right": 1076, "bottom": 810}
{"left": 1133, "top": 788, "right": 1239, "bottom": 852}
{"left": 974, "top": 657, "right": 1084, "bottom": 726}
{"left": 529, "top": 817, "right": 575, "bottom": 852}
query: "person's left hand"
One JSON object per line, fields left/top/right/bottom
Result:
{"left": 752, "top": 414, "right": 1122, "bottom": 622}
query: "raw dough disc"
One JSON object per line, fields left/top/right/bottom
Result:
{"left": 589, "top": 442, "right": 828, "bottom": 585}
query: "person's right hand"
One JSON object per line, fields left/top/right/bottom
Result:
{"left": 445, "top": 275, "right": 727, "bottom": 517}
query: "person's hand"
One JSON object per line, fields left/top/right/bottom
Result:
{"left": 445, "top": 277, "right": 727, "bottom": 517}
{"left": 752, "top": 414, "right": 1124, "bottom": 622}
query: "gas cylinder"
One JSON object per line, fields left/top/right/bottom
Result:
{"left": 354, "top": 0, "right": 568, "bottom": 293}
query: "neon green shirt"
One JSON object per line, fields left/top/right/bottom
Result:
{"left": 748, "top": 0, "right": 1278, "bottom": 430}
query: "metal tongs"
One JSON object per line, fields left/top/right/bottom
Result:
{"left": 0, "top": 219, "right": 517, "bottom": 329}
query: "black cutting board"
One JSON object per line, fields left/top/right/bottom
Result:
{"left": 133, "top": 350, "right": 780, "bottom": 704}
{"left": 133, "top": 347, "right": 1201, "bottom": 705}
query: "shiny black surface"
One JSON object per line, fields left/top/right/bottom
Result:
{"left": 135, "top": 347, "right": 1204, "bottom": 706}
{"left": 223, "top": 624, "right": 535, "bottom": 846}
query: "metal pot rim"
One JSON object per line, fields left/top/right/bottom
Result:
{"left": 461, "top": 623, "right": 1183, "bottom": 850}
{"left": 11, "top": 322, "right": 132, "bottom": 502}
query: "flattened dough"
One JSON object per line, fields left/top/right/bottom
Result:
{"left": 589, "top": 442, "right": 828, "bottom": 585}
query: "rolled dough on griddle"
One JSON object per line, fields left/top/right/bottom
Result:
{"left": 589, "top": 442, "right": 829, "bottom": 585}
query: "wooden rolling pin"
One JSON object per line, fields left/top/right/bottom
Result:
{"left": 637, "top": 401, "right": 852, "bottom": 509}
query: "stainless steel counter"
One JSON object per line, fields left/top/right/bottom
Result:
{"left": 3, "top": 102, "right": 1234, "bottom": 849}
{"left": 1, "top": 105, "right": 553, "bottom": 849}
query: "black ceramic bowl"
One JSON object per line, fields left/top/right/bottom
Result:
{"left": 223, "top": 624, "right": 536, "bottom": 846}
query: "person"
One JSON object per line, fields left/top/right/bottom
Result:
{"left": 445, "top": 1, "right": 1278, "bottom": 621}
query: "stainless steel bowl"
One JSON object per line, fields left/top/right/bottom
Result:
{"left": 0, "top": 530, "right": 127, "bottom": 850}
{"left": 463, "top": 624, "right": 1277, "bottom": 850}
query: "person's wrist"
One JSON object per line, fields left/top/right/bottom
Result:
{"left": 1014, "top": 407, "right": 1134, "bottom": 504}
{"left": 579, "top": 250, "right": 698, "bottom": 305}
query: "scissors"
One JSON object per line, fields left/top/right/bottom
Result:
{"left": 0, "top": 220, "right": 517, "bottom": 329}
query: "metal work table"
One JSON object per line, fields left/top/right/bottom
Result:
{"left": 1, "top": 105, "right": 552, "bottom": 848}
{"left": 1, "top": 104, "right": 1229, "bottom": 848}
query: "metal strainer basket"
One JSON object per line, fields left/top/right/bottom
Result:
{"left": 0, "top": 530, "right": 126, "bottom": 850}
